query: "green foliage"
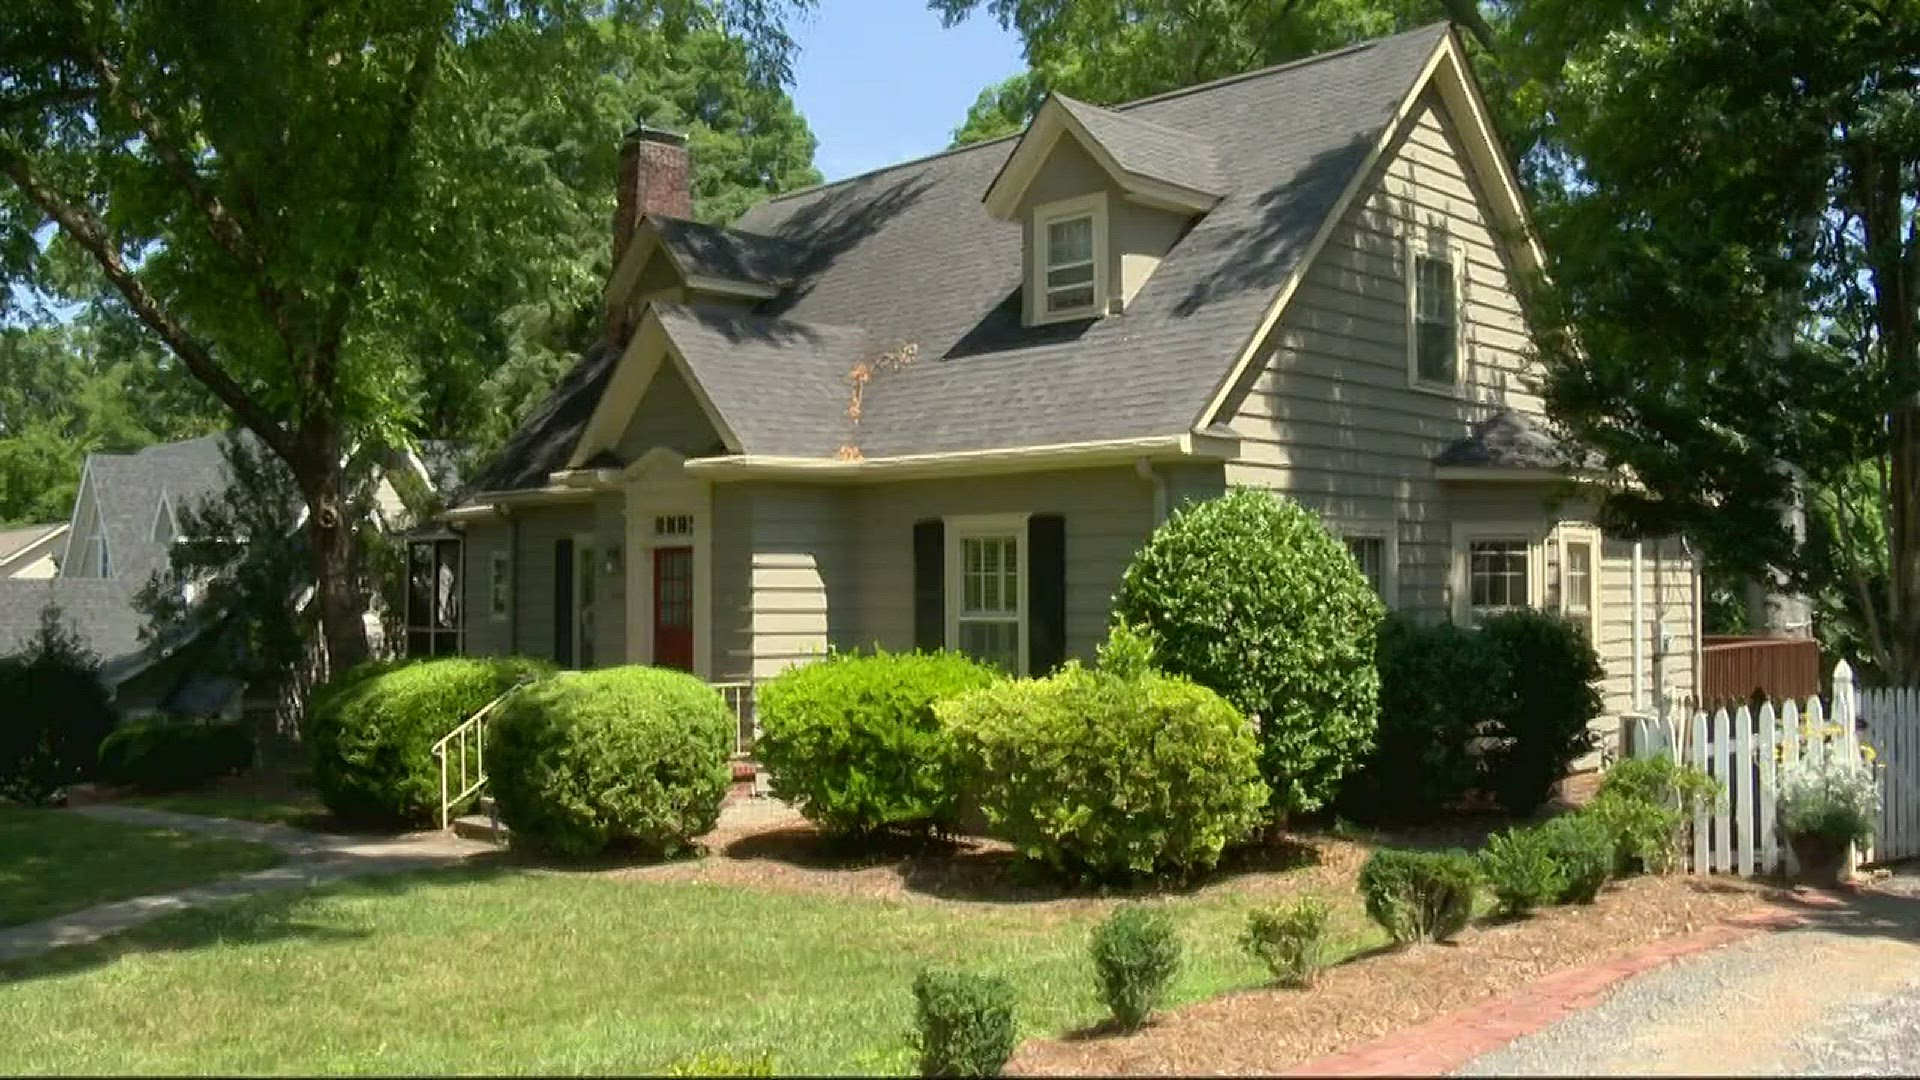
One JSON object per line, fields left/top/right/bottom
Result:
{"left": 0, "top": 603, "right": 116, "bottom": 805}
{"left": 940, "top": 655, "right": 1266, "bottom": 882}
{"left": 1241, "top": 897, "right": 1334, "bottom": 988}
{"left": 1339, "top": 615, "right": 1509, "bottom": 825}
{"left": 1357, "top": 848, "right": 1478, "bottom": 944}
{"left": 97, "top": 718, "right": 254, "bottom": 794}
{"left": 1477, "top": 826, "right": 1562, "bottom": 918}
{"left": 754, "top": 649, "right": 999, "bottom": 838}
{"left": 662, "top": 1050, "right": 777, "bottom": 1077}
{"left": 1535, "top": 814, "right": 1614, "bottom": 904}
{"left": 1591, "top": 757, "right": 1722, "bottom": 874}
{"left": 1476, "top": 611, "right": 1604, "bottom": 814}
{"left": 909, "top": 968, "right": 1019, "bottom": 1078}
{"left": 301, "top": 657, "right": 551, "bottom": 829}
{"left": 488, "top": 665, "right": 733, "bottom": 858}
{"left": 1090, "top": 905, "right": 1181, "bottom": 1030}
{"left": 1113, "top": 488, "right": 1383, "bottom": 822}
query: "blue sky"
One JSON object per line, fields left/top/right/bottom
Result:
{"left": 786, "top": 3, "right": 1027, "bottom": 182}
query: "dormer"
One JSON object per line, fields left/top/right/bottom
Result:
{"left": 983, "top": 94, "right": 1226, "bottom": 326}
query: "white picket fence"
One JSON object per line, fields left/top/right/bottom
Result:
{"left": 1629, "top": 660, "right": 1920, "bottom": 875}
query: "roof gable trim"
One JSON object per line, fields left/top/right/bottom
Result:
{"left": 562, "top": 308, "right": 745, "bottom": 471}
{"left": 983, "top": 99, "right": 1224, "bottom": 221}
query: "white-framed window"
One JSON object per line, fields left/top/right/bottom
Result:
{"left": 1407, "top": 233, "right": 1464, "bottom": 387}
{"left": 1555, "top": 524, "right": 1603, "bottom": 642}
{"left": 1452, "top": 526, "right": 1543, "bottom": 626}
{"left": 946, "top": 514, "right": 1029, "bottom": 675}
{"left": 654, "top": 514, "right": 693, "bottom": 537}
{"left": 487, "top": 551, "right": 511, "bottom": 622}
{"left": 405, "top": 537, "right": 463, "bottom": 657}
{"left": 1323, "top": 516, "right": 1400, "bottom": 608}
{"left": 1032, "top": 193, "right": 1107, "bottom": 323}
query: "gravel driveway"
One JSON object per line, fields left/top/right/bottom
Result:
{"left": 1457, "top": 875, "right": 1920, "bottom": 1076}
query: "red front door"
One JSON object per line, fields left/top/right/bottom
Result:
{"left": 653, "top": 546, "right": 694, "bottom": 672}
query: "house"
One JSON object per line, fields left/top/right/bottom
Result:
{"left": 0, "top": 523, "right": 66, "bottom": 578}
{"left": 438, "top": 24, "right": 1702, "bottom": 755}
{"left": 0, "top": 433, "right": 457, "bottom": 721}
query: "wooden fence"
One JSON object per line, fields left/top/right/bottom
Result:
{"left": 1699, "top": 635, "right": 1822, "bottom": 707}
{"left": 1630, "top": 660, "right": 1920, "bottom": 874}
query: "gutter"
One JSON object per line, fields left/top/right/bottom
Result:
{"left": 683, "top": 434, "right": 1232, "bottom": 483}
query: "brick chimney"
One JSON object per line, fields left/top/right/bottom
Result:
{"left": 611, "top": 124, "right": 692, "bottom": 272}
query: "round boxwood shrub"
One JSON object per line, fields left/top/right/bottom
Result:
{"left": 940, "top": 642, "right": 1266, "bottom": 882}
{"left": 97, "top": 718, "right": 255, "bottom": 793}
{"left": 1536, "top": 813, "right": 1615, "bottom": 903}
{"left": 487, "top": 666, "right": 733, "bottom": 858}
{"left": 1113, "top": 488, "right": 1384, "bottom": 823}
{"left": 755, "top": 649, "right": 1000, "bottom": 838}
{"left": 1477, "top": 610, "right": 1605, "bottom": 814}
{"left": 1357, "top": 848, "right": 1478, "bottom": 943}
{"left": 301, "top": 656, "right": 552, "bottom": 829}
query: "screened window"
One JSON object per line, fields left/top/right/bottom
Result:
{"left": 1413, "top": 253, "right": 1458, "bottom": 384}
{"left": 1468, "top": 539, "right": 1529, "bottom": 620}
{"left": 1043, "top": 214, "right": 1097, "bottom": 315}
{"left": 406, "top": 538, "right": 462, "bottom": 657}
{"left": 956, "top": 533, "right": 1021, "bottom": 674}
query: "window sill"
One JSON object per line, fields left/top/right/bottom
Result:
{"left": 1407, "top": 376, "right": 1464, "bottom": 398}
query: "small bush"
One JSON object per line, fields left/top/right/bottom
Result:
{"left": 1478, "top": 826, "right": 1562, "bottom": 917}
{"left": 1536, "top": 813, "right": 1615, "bottom": 903}
{"left": 1477, "top": 611, "right": 1605, "bottom": 814}
{"left": 97, "top": 718, "right": 255, "bottom": 793}
{"left": 1091, "top": 904, "right": 1182, "bottom": 1030}
{"left": 941, "top": 646, "right": 1266, "bottom": 881}
{"left": 1358, "top": 848, "right": 1478, "bottom": 943}
{"left": 1112, "top": 488, "right": 1384, "bottom": 822}
{"left": 488, "top": 666, "right": 733, "bottom": 858}
{"left": 910, "top": 969, "right": 1018, "bottom": 1078}
{"left": 1339, "top": 616, "right": 1510, "bottom": 825}
{"left": 0, "top": 603, "right": 116, "bottom": 805}
{"left": 755, "top": 649, "right": 999, "bottom": 838}
{"left": 302, "top": 656, "right": 551, "bottom": 828}
{"left": 1242, "top": 897, "right": 1335, "bottom": 988}
{"left": 663, "top": 1051, "right": 777, "bottom": 1076}
{"left": 1592, "top": 757, "right": 1721, "bottom": 874}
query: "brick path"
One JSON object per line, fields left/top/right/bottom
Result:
{"left": 1283, "top": 890, "right": 1851, "bottom": 1077}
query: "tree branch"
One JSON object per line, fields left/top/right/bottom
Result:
{"left": 0, "top": 142, "right": 294, "bottom": 463}
{"left": 1823, "top": 482, "right": 1895, "bottom": 676}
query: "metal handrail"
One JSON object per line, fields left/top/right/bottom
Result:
{"left": 430, "top": 682, "right": 526, "bottom": 831}
{"left": 709, "top": 680, "right": 757, "bottom": 757}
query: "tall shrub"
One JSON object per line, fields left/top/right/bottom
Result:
{"left": 0, "top": 603, "right": 115, "bottom": 805}
{"left": 754, "top": 649, "right": 999, "bottom": 838}
{"left": 1112, "top": 489, "right": 1384, "bottom": 821}
{"left": 301, "top": 656, "right": 551, "bottom": 828}
{"left": 1339, "top": 616, "right": 1509, "bottom": 824}
{"left": 1478, "top": 611, "right": 1605, "bottom": 814}
{"left": 488, "top": 666, "right": 733, "bottom": 858}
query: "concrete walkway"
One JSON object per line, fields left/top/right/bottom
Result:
{"left": 0, "top": 805, "right": 496, "bottom": 963}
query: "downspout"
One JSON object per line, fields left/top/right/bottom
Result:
{"left": 1631, "top": 541, "right": 1646, "bottom": 711}
{"left": 1135, "top": 457, "right": 1168, "bottom": 526}
{"left": 1685, "top": 535, "right": 1703, "bottom": 710}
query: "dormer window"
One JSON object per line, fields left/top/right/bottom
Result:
{"left": 1033, "top": 194, "right": 1108, "bottom": 323}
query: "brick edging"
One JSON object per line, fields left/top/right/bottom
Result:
{"left": 1281, "top": 893, "right": 1841, "bottom": 1077}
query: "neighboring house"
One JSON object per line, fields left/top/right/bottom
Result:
{"left": 438, "top": 24, "right": 1701, "bottom": 755}
{"left": 0, "top": 523, "right": 67, "bottom": 579}
{"left": 0, "top": 433, "right": 456, "bottom": 721}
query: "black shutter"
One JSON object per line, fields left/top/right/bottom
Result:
{"left": 553, "top": 538, "right": 574, "bottom": 666}
{"left": 1028, "top": 514, "right": 1067, "bottom": 675}
{"left": 912, "top": 518, "right": 944, "bottom": 652}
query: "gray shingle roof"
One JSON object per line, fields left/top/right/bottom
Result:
{"left": 471, "top": 24, "right": 1450, "bottom": 488}
{"left": 86, "top": 434, "right": 236, "bottom": 582}
{"left": 0, "top": 578, "right": 149, "bottom": 673}
{"left": 1433, "top": 409, "right": 1598, "bottom": 470}
{"left": 650, "top": 217, "right": 806, "bottom": 287}
{"left": 1051, "top": 94, "right": 1228, "bottom": 196}
{"left": 655, "top": 303, "right": 864, "bottom": 458}
{"left": 0, "top": 523, "right": 64, "bottom": 564}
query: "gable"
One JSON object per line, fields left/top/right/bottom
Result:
{"left": 616, "top": 361, "right": 728, "bottom": 461}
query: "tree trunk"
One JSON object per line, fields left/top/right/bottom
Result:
{"left": 304, "top": 467, "right": 371, "bottom": 678}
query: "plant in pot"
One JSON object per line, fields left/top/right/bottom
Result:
{"left": 1776, "top": 749, "right": 1880, "bottom": 886}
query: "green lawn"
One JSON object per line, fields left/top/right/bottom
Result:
{"left": 119, "top": 768, "right": 334, "bottom": 829}
{"left": 0, "top": 863, "right": 1383, "bottom": 1074}
{"left": 0, "top": 810, "right": 284, "bottom": 928}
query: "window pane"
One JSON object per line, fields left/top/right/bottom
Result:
{"left": 1565, "top": 542, "right": 1593, "bottom": 614}
{"left": 1417, "top": 322, "right": 1456, "bottom": 382}
{"left": 1416, "top": 256, "right": 1454, "bottom": 323}
{"left": 1345, "top": 536, "right": 1385, "bottom": 594}
{"left": 1046, "top": 285, "right": 1096, "bottom": 312}
{"left": 1046, "top": 263, "right": 1094, "bottom": 288}
{"left": 1046, "top": 216, "right": 1093, "bottom": 267}
{"left": 959, "top": 619, "right": 1020, "bottom": 674}
{"left": 1468, "top": 540, "right": 1528, "bottom": 616}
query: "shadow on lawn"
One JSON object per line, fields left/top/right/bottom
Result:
{"left": 0, "top": 861, "right": 516, "bottom": 990}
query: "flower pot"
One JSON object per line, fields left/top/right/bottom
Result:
{"left": 1787, "top": 833, "right": 1851, "bottom": 887}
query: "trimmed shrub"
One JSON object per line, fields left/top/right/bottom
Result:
{"left": 97, "top": 718, "right": 254, "bottom": 793}
{"left": 488, "top": 665, "right": 733, "bottom": 858}
{"left": 1477, "top": 611, "right": 1605, "bottom": 814}
{"left": 1091, "top": 904, "right": 1181, "bottom": 1030}
{"left": 1587, "top": 756, "right": 1721, "bottom": 874}
{"left": 1112, "top": 488, "right": 1384, "bottom": 822}
{"left": 940, "top": 652, "right": 1266, "bottom": 882}
{"left": 755, "top": 649, "right": 1000, "bottom": 838}
{"left": 302, "top": 656, "right": 551, "bottom": 828}
{"left": 1478, "top": 826, "right": 1562, "bottom": 917}
{"left": 1358, "top": 848, "right": 1478, "bottom": 943}
{"left": 1242, "top": 897, "right": 1335, "bottom": 988}
{"left": 910, "top": 969, "right": 1018, "bottom": 1078}
{"left": 1339, "top": 616, "right": 1510, "bottom": 825}
{"left": 1536, "top": 813, "right": 1614, "bottom": 903}
{"left": 0, "top": 603, "right": 116, "bottom": 805}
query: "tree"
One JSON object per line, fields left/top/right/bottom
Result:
{"left": 0, "top": 602, "right": 115, "bottom": 805}
{"left": 1509, "top": 0, "right": 1920, "bottom": 680}
{"left": 936, "top": 0, "right": 1498, "bottom": 145}
{"left": 0, "top": 1, "right": 808, "bottom": 674}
